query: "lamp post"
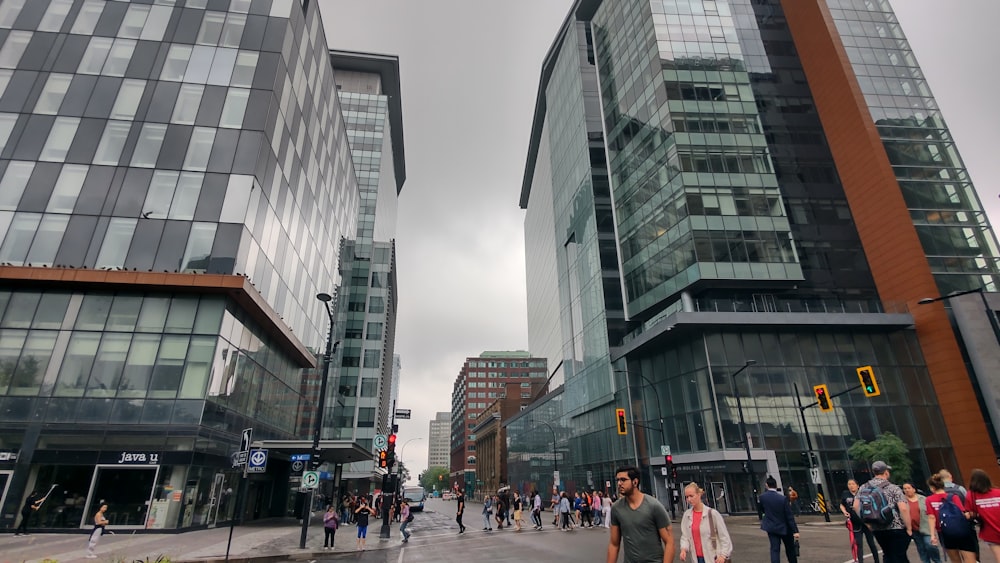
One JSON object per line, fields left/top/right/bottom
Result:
{"left": 299, "top": 291, "right": 339, "bottom": 550}
{"left": 729, "top": 360, "right": 759, "bottom": 517}
{"left": 534, "top": 419, "right": 558, "bottom": 491}
{"left": 918, "top": 287, "right": 1000, "bottom": 456}
{"left": 398, "top": 438, "right": 422, "bottom": 489}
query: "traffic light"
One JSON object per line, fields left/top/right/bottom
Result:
{"left": 378, "top": 450, "right": 388, "bottom": 468}
{"left": 814, "top": 384, "right": 833, "bottom": 412}
{"left": 857, "top": 365, "right": 881, "bottom": 397}
{"left": 386, "top": 433, "right": 397, "bottom": 467}
{"left": 439, "top": 474, "right": 443, "bottom": 481}
{"left": 616, "top": 408, "right": 627, "bottom": 435}
{"left": 665, "top": 454, "right": 675, "bottom": 481}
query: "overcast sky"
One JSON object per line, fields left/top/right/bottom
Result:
{"left": 319, "top": 0, "right": 1000, "bottom": 482}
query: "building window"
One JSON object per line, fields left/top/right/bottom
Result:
{"left": 40, "top": 118, "right": 80, "bottom": 162}
{"left": 130, "top": 123, "right": 167, "bottom": 168}
{"left": 357, "top": 407, "right": 375, "bottom": 427}
{"left": 95, "top": 218, "right": 137, "bottom": 269}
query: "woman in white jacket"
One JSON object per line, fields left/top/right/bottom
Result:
{"left": 680, "top": 483, "right": 733, "bottom": 563}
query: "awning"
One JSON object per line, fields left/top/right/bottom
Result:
{"left": 251, "top": 440, "right": 373, "bottom": 465}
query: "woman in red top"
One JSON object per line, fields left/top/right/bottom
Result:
{"left": 926, "top": 474, "right": 977, "bottom": 562}
{"left": 967, "top": 468, "right": 1000, "bottom": 560}
{"left": 679, "top": 482, "right": 732, "bottom": 563}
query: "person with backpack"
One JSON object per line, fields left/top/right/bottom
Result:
{"left": 967, "top": 468, "right": 1000, "bottom": 561}
{"left": 925, "top": 473, "right": 976, "bottom": 562}
{"left": 399, "top": 498, "right": 412, "bottom": 543}
{"left": 841, "top": 479, "right": 881, "bottom": 563}
{"left": 903, "top": 482, "right": 940, "bottom": 563}
{"left": 853, "top": 461, "right": 911, "bottom": 563}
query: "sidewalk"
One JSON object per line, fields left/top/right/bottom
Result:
{"left": 4, "top": 514, "right": 401, "bottom": 563}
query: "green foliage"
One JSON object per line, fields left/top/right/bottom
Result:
{"left": 420, "top": 466, "right": 450, "bottom": 491}
{"left": 848, "top": 432, "right": 912, "bottom": 483}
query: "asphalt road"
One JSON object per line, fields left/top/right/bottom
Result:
{"left": 317, "top": 498, "right": 1000, "bottom": 562}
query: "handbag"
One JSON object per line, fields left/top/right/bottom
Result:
{"left": 706, "top": 507, "right": 732, "bottom": 562}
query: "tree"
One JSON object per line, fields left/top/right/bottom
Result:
{"left": 420, "top": 466, "right": 450, "bottom": 492}
{"left": 848, "top": 432, "right": 912, "bottom": 483}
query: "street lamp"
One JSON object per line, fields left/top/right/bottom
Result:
{"left": 918, "top": 287, "right": 1000, "bottom": 456}
{"left": 533, "top": 419, "right": 558, "bottom": 491}
{"left": 398, "top": 438, "right": 423, "bottom": 487}
{"left": 300, "top": 291, "right": 339, "bottom": 549}
{"left": 729, "top": 360, "right": 758, "bottom": 517}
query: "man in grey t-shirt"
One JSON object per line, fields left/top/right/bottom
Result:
{"left": 607, "top": 466, "right": 675, "bottom": 563}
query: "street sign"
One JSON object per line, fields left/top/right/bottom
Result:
{"left": 395, "top": 409, "right": 411, "bottom": 419}
{"left": 660, "top": 445, "right": 671, "bottom": 456}
{"left": 240, "top": 428, "right": 253, "bottom": 453}
{"left": 810, "top": 467, "right": 821, "bottom": 485}
{"left": 374, "top": 434, "right": 387, "bottom": 451}
{"left": 554, "top": 470, "right": 560, "bottom": 486}
{"left": 231, "top": 451, "right": 248, "bottom": 467}
{"left": 291, "top": 460, "right": 304, "bottom": 473}
{"left": 247, "top": 449, "right": 268, "bottom": 473}
{"left": 302, "top": 471, "right": 320, "bottom": 489}
{"left": 290, "top": 453, "right": 311, "bottom": 462}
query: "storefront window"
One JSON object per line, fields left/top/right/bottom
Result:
{"left": 27, "top": 464, "right": 94, "bottom": 528}
{"left": 86, "top": 466, "right": 157, "bottom": 527}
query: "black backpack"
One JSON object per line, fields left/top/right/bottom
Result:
{"left": 857, "top": 482, "right": 896, "bottom": 526}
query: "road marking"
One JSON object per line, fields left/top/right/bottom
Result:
{"left": 841, "top": 549, "right": 883, "bottom": 563}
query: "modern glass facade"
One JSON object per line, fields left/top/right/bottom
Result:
{"left": 0, "top": 0, "right": 362, "bottom": 530}
{"left": 514, "top": 0, "right": 994, "bottom": 516}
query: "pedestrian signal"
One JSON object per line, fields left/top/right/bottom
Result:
{"left": 857, "top": 366, "right": 880, "bottom": 397}
{"left": 378, "top": 450, "right": 388, "bottom": 468}
{"left": 615, "top": 408, "right": 627, "bottom": 435}
{"left": 814, "top": 384, "right": 833, "bottom": 412}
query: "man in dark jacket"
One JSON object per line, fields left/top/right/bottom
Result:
{"left": 760, "top": 476, "right": 799, "bottom": 563}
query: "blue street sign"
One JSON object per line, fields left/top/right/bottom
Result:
{"left": 247, "top": 449, "right": 268, "bottom": 473}
{"left": 290, "top": 453, "right": 311, "bottom": 462}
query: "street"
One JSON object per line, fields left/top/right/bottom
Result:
{"left": 316, "top": 498, "right": 1000, "bottom": 562}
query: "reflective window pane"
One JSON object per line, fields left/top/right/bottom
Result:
{"left": 149, "top": 335, "right": 188, "bottom": 398}
{"left": 118, "top": 333, "right": 158, "bottom": 398}
{"left": 184, "top": 46, "right": 215, "bottom": 83}
{"left": 0, "top": 329, "right": 26, "bottom": 394}
{"left": 32, "top": 292, "right": 71, "bottom": 329}
{"left": 1, "top": 292, "right": 39, "bottom": 328}
{"left": 106, "top": 295, "right": 142, "bottom": 332}
{"left": 168, "top": 173, "right": 202, "bottom": 219}
{"left": 207, "top": 48, "right": 237, "bottom": 85}
{"left": 47, "top": 165, "right": 89, "bottom": 213}
{"left": 136, "top": 296, "right": 169, "bottom": 332}
{"left": 25, "top": 214, "right": 69, "bottom": 266}
{"left": 8, "top": 331, "right": 57, "bottom": 395}
{"left": 220, "top": 14, "right": 246, "bottom": 48}
{"left": 95, "top": 217, "right": 137, "bottom": 268}
{"left": 231, "top": 52, "right": 257, "bottom": 87}
{"left": 160, "top": 45, "right": 192, "bottom": 81}
{"left": 93, "top": 120, "right": 131, "bottom": 165}
{"left": 78, "top": 37, "right": 113, "bottom": 74}
{"left": 54, "top": 332, "right": 100, "bottom": 396}
{"left": 171, "top": 84, "right": 204, "bottom": 125}
{"left": 197, "top": 12, "right": 225, "bottom": 45}
{"left": 103, "top": 39, "right": 136, "bottom": 76}
{"left": 0, "top": 0, "right": 26, "bottom": 28}
{"left": 86, "top": 333, "right": 131, "bottom": 397}
{"left": 180, "top": 223, "right": 217, "bottom": 272}
{"left": 75, "top": 294, "right": 112, "bottom": 331}
{"left": 143, "top": 171, "right": 178, "bottom": 219}
{"left": 130, "top": 123, "right": 166, "bottom": 168}
{"left": 40, "top": 117, "right": 81, "bottom": 162}
{"left": 140, "top": 6, "right": 171, "bottom": 41}
{"left": 118, "top": 4, "right": 149, "bottom": 39}
{"left": 183, "top": 127, "right": 215, "bottom": 171}
{"left": 0, "top": 161, "right": 35, "bottom": 211}
{"left": 219, "top": 88, "right": 249, "bottom": 128}
{"left": 0, "top": 213, "right": 41, "bottom": 264}
{"left": 38, "top": 0, "right": 74, "bottom": 32}
{"left": 0, "top": 31, "right": 31, "bottom": 69}
{"left": 34, "top": 74, "right": 73, "bottom": 115}
{"left": 109, "top": 79, "right": 146, "bottom": 120}
{"left": 71, "top": 0, "right": 105, "bottom": 35}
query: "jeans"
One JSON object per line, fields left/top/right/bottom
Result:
{"left": 593, "top": 508, "right": 602, "bottom": 526}
{"left": 399, "top": 520, "right": 410, "bottom": 540}
{"left": 482, "top": 511, "right": 492, "bottom": 529}
{"left": 768, "top": 532, "right": 798, "bottom": 563}
{"left": 851, "top": 522, "right": 881, "bottom": 563}
{"left": 531, "top": 509, "right": 542, "bottom": 528}
{"left": 873, "top": 529, "right": 911, "bottom": 563}
{"left": 910, "top": 531, "right": 941, "bottom": 563}
{"left": 456, "top": 513, "right": 464, "bottom": 532}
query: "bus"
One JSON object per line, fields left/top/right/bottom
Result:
{"left": 402, "top": 486, "right": 426, "bottom": 512}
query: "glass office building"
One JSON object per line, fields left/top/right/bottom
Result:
{"left": 512, "top": 0, "right": 999, "bottom": 514}
{"left": 0, "top": 0, "right": 360, "bottom": 530}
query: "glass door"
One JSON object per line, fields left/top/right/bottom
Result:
{"left": 206, "top": 473, "right": 225, "bottom": 527}
{"left": 85, "top": 466, "right": 159, "bottom": 529}
{"left": 0, "top": 471, "right": 11, "bottom": 518}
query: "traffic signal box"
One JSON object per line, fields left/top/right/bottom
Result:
{"left": 378, "top": 450, "right": 388, "bottom": 468}
{"left": 615, "top": 408, "right": 627, "bottom": 435}
{"left": 814, "top": 384, "right": 833, "bottom": 411}
{"left": 857, "top": 365, "right": 881, "bottom": 397}
{"left": 665, "top": 454, "right": 677, "bottom": 481}
{"left": 386, "top": 433, "right": 397, "bottom": 467}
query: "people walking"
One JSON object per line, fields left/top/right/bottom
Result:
{"left": 903, "top": 482, "right": 939, "bottom": 563}
{"left": 679, "top": 482, "right": 732, "bottom": 563}
{"left": 606, "top": 466, "right": 675, "bottom": 563}
{"left": 323, "top": 504, "right": 339, "bottom": 550}
{"left": 925, "top": 473, "right": 976, "bottom": 563}
{"left": 482, "top": 494, "right": 493, "bottom": 531}
{"left": 967, "top": 468, "right": 1000, "bottom": 562}
{"left": 559, "top": 491, "right": 573, "bottom": 530}
{"left": 841, "top": 479, "right": 881, "bottom": 563}
{"left": 531, "top": 490, "right": 543, "bottom": 530}
{"left": 592, "top": 491, "right": 604, "bottom": 527}
{"left": 760, "top": 475, "right": 799, "bottom": 563}
{"left": 602, "top": 490, "right": 613, "bottom": 528}
{"left": 399, "top": 498, "right": 412, "bottom": 543}
{"left": 854, "top": 461, "right": 911, "bottom": 563}
{"left": 84, "top": 504, "right": 109, "bottom": 559}
{"left": 494, "top": 494, "right": 505, "bottom": 530}
{"left": 513, "top": 491, "right": 524, "bottom": 531}
{"left": 354, "top": 497, "right": 376, "bottom": 551}
{"left": 455, "top": 489, "right": 466, "bottom": 534}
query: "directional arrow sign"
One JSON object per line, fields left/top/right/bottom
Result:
{"left": 247, "top": 449, "right": 268, "bottom": 473}
{"left": 302, "top": 471, "right": 320, "bottom": 489}
{"left": 374, "top": 434, "right": 387, "bottom": 451}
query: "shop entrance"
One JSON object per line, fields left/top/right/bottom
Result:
{"left": 86, "top": 466, "right": 158, "bottom": 528}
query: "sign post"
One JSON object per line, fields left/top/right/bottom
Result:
{"left": 226, "top": 428, "right": 253, "bottom": 562}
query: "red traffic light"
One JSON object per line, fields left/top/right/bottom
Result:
{"left": 666, "top": 454, "right": 672, "bottom": 463}
{"left": 388, "top": 434, "right": 397, "bottom": 446}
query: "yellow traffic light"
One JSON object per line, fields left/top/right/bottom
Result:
{"left": 378, "top": 450, "right": 388, "bottom": 468}
{"left": 814, "top": 384, "right": 833, "bottom": 412}
{"left": 616, "top": 408, "right": 628, "bottom": 435}
{"left": 857, "top": 366, "right": 881, "bottom": 397}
